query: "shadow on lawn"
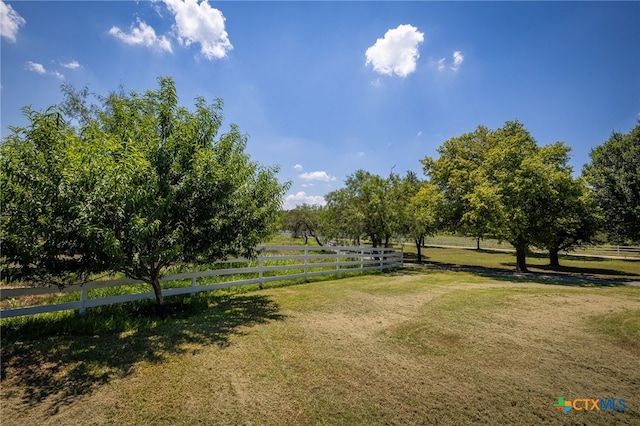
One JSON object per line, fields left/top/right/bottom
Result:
{"left": 473, "top": 270, "right": 633, "bottom": 287}
{"left": 0, "top": 294, "right": 284, "bottom": 415}
{"left": 403, "top": 250, "right": 638, "bottom": 287}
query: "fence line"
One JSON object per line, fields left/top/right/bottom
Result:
{"left": 569, "top": 245, "right": 640, "bottom": 259}
{"left": 418, "top": 236, "right": 640, "bottom": 260}
{"left": 0, "top": 245, "right": 403, "bottom": 319}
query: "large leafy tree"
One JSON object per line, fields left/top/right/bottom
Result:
{"left": 583, "top": 123, "right": 640, "bottom": 244}
{"left": 421, "top": 126, "right": 493, "bottom": 248}
{"left": 424, "top": 121, "right": 581, "bottom": 272}
{"left": 282, "top": 203, "right": 327, "bottom": 245}
{"left": 1, "top": 77, "right": 289, "bottom": 308}
{"left": 403, "top": 182, "right": 442, "bottom": 263}
{"left": 323, "top": 186, "right": 362, "bottom": 245}
{"left": 324, "top": 170, "right": 401, "bottom": 247}
{"left": 533, "top": 172, "right": 602, "bottom": 266}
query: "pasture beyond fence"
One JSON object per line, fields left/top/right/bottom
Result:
{"left": 0, "top": 245, "right": 402, "bottom": 319}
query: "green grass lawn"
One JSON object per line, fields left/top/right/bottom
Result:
{"left": 405, "top": 245, "right": 640, "bottom": 281}
{"left": 2, "top": 256, "right": 639, "bottom": 425}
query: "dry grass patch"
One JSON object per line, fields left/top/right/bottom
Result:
{"left": 2, "top": 270, "right": 639, "bottom": 425}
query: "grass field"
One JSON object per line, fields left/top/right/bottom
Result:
{"left": 1, "top": 250, "right": 639, "bottom": 425}
{"left": 404, "top": 245, "right": 640, "bottom": 280}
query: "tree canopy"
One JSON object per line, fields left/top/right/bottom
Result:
{"left": 583, "top": 123, "right": 640, "bottom": 244}
{"left": 282, "top": 204, "right": 327, "bottom": 245}
{"left": 532, "top": 173, "right": 602, "bottom": 266}
{"left": 1, "top": 77, "right": 289, "bottom": 308}
{"left": 324, "top": 170, "right": 408, "bottom": 248}
{"left": 423, "top": 121, "right": 586, "bottom": 271}
{"left": 402, "top": 181, "right": 442, "bottom": 263}
{"left": 421, "top": 125, "right": 491, "bottom": 240}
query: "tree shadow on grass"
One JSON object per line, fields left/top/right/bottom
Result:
{"left": 474, "top": 270, "right": 635, "bottom": 288}
{"left": 0, "top": 293, "right": 284, "bottom": 415}
{"left": 499, "top": 252, "right": 639, "bottom": 280}
{"left": 504, "top": 262, "right": 636, "bottom": 278}
{"left": 405, "top": 249, "right": 638, "bottom": 288}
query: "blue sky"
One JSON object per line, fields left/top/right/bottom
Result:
{"left": 2, "top": 1, "right": 638, "bottom": 209}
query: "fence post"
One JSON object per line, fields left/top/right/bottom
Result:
{"left": 258, "top": 251, "right": 264, "bottom": 290}
{"left": 304, "top": 246, "right": 309, "bottom": 282}
{"left": 361, "top": 248, "right": 365, "bottom": 270}
{"left": 190, "top": 265, "right": 197, "bottom": 297}
{"left": 80, "top": 286, "right": 87, "bottom": 315}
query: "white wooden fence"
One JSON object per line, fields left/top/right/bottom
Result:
{"left": 569, "top": 245, "right": 640, "bottom": 259}
{"left": 0, "top": 245, "right": 403, "bottom": 319}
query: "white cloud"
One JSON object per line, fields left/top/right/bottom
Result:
{"left": 61, "top": 60, "right": 81, "bottom": 69}
{"left": 436, "top": 51, "right": 465, "bottom": 72}
{"left": 451, "top": 51, "right": 464, "bottom": 72}
{"left": 299, "top": 171, "right": 336, "bottom": 182}
{"left": 283, "top": 191, "right": 326, "bottom": 210}
{"left": 365, "top": 24, "right": 424, "bottom": 77}
{"left": 294, "top": 164, "right": 303, "bottom": 171}
{"left": 417, "top": 130, "right": 423, "bottom": 137}
{"left": 163, "top": 0, "right": 232, "bottom": 60}
{"left": 25, "top": 61, "right": 46, "bottom": 74}
{"left": 0, "top": 0, "right": 25, "bottom": 43}
{"left": 109, "top": 19, "right": 173, "bottom": 53}
{"left": 25, "top": 61, "right": 65, "bottom": 80}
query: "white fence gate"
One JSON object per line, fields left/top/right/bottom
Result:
{"left": 0, "top": 245, "right": 403, "bottom": 319}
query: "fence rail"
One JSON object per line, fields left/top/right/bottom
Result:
{"left": 0, "top": 245, "right": 403, "bottom": 319}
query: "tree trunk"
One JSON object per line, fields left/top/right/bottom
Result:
{"left": 549, "top": 249, "right": 560, "bottom": 267}
{"left": 515, "top": 246, "right": 528, "bottom": 273}
{"left": 415, "top": 238, "right": 422, "bottom": 263}
{"left": 150, "top": 275, "right": 165, "bottom": 317}
{"left": 476, "top": 237, "right": 481, "bottom": 250}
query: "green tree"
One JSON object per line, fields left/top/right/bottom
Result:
{"left": 583, "top": 123, "right": 640, "bottom": 244}
{"left": 403, "top": 182, "right": 442, "bottom": 263}
{"left": 1, "top": 77, "right": 289, "bottom": 310}
{"left": 324, "top": 186, "right": 361, "bottom": 245}
{"left": 424, "top": 121, "right": 579, "bottom": 272}
{"left": 421, "top": 126, "right": 493, "bottom": 249}
{"left": 325, "top": 170, "right": 401, "bottom": 248}
{"left": 533, "top": 173, "right": 602, "bottom": 266}
{"left": 282, "top": 203, "right": 326, "bottom": 245}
